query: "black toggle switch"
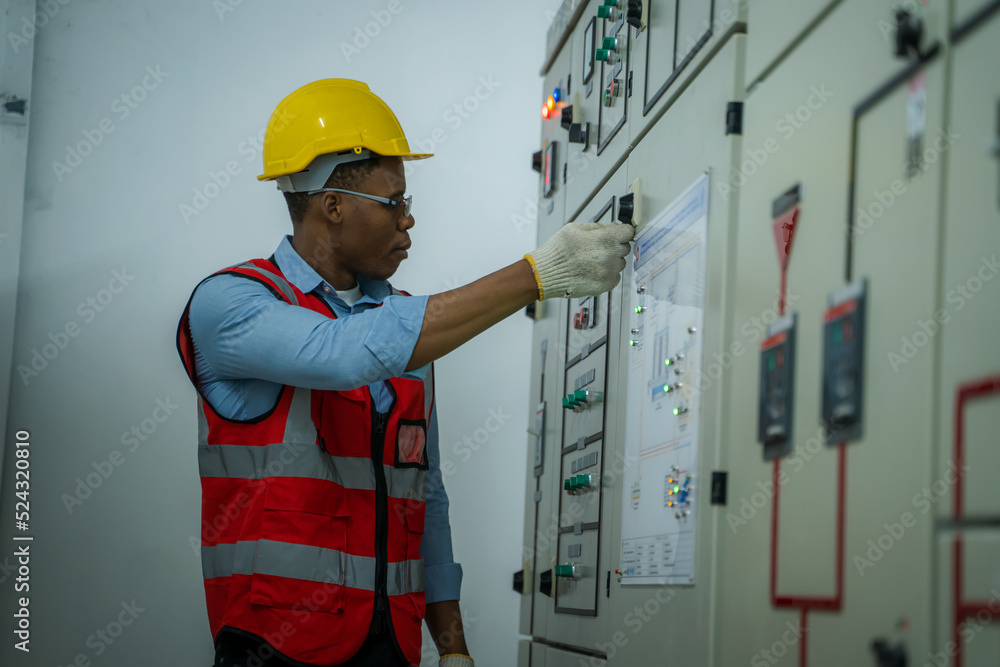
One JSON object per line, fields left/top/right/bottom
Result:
{"left": 871, "top": 638, "right": 907, "bottom": 667}
{"left": 626, "top": 0, "right": 643, "bottom": 29}
{"left": 561, "top": 105, "right": 574, "bottom": 130}
{"left": 568, "top": 122, "right": 590, "bottom": 147}
{"left": 894, "top": 9, "right": 923, "bottom": 58}
{"left": 539, "top": 569, "right": 553, "bottom": 597}
{"left": 513, "top": 569, "right": 525, "bottom": 594}
{"left": 618, "top": 192, "right": 635, "bottom": 224}
{"left": 532, "top": 150, "right": 542, "bottom": 173}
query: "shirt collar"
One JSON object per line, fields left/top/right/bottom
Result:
{"left": 272, "top": 235, "right": 391, "bottom": 303}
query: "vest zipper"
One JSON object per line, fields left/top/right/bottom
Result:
{"left": 370, "top": 382, "right": 407, "bottom": 662}
{"left": 371, "top": 404, "right": 389, "bottom": 615}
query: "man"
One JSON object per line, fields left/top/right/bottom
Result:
{"left": 176, "top": 79, "right": 633, "bottom": 667}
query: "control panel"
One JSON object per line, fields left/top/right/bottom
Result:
{"left": 822, "top": 279, "right": 867, "bottom": 443}
{"left": 758, "top": 313, "right": 797, "bottom": 460}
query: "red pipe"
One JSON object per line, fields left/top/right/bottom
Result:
{"left": 768, "top": 267, "right": 846, "bottom": 667}
{"left": 951, "top": 374, "right": 1000, "bottom": 667}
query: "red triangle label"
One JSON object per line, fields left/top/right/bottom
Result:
{"left": 772, "top": 207, "right": 799, "bottom": 272}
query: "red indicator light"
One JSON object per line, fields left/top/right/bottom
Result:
{"left": 542, "top": 105, "right": 550, "bottom": 119}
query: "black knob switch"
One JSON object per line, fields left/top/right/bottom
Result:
{"left": 539, "top": 569, "right": 553, "bottom": 597}
{"left": 894, "top": 9, "right": 923, "bottom": 58}
{"left": 626, "top": 0, "right": 643, "bottom": 29}
{"left": 513, "top": 569, "right": 525, "bottom": 594}
{"left": 618, "top": 192, "right": 635, "bottom": 224}
{"left": 561, "top": 105, "right": 574, "bottom": 130}
{"left": 871, "top": 638, "right": 907, "bottom": 667}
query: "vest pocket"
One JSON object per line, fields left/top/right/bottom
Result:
{"left": 315, "top": 387, "right": 369, "bottom": 457}
{"left": 249, "top": 479, "right": 349, "bottom": 614}
{"left": 394, "top": 419, "right": 428, "bottom": 470}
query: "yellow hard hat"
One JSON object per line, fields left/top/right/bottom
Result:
{"left": 257, "top": 79, "right": 432, "bottom": 192}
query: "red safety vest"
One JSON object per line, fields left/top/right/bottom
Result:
{"left": 175, "top": 257, "right": 432, "bottom": 666}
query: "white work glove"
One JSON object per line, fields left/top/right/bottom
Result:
{"left": 439, "top": 654, "right": 475, "bottom": 667}
{"left": 524, "top": 222, "right": 635, "bottom": 300}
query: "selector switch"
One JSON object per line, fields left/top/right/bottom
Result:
{"left": 626, "top": 0, "right": 645, "bottom": 29}
{"left": 561, "top": 104, "right": 574, "bottom": 130}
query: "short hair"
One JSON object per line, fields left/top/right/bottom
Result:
{"left": 283, "top": 157, "right": 381, "bottom": 225}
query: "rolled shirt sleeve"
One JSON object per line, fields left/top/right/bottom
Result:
{"left": 188, "top": 273, "right": 429, "bottom": 391}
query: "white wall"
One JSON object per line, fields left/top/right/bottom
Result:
{"left": 0, "top": 1, "right": 561, "bottom": 665}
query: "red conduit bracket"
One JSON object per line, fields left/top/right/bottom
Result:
{"left": 951, "top": 374, "right": 1000, "bottom": 667}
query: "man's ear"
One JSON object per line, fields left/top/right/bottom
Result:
{"left": 318, "top": 191, "right": 346, "bottom": 225}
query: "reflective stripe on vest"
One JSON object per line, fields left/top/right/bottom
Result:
{"left": 201, "top": 540, "right": 424, "bottom": 596}
{"left": 197, "top": 389, "right": 426, "bottom": 501}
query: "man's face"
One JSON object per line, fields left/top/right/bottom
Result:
{"left": 336, "top": 156, "right": 413, "bottom": 281}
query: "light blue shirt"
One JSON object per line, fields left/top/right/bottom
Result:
{"left": 187, "top": 235, "right": 462, "bottom": 603}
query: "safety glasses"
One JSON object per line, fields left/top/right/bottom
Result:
{"left": 306, "top": 187, "right": 413, "bottom": 217}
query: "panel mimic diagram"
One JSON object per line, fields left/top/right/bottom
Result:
{"left": 620, "top": 174, "right": 709, "bottom": 585}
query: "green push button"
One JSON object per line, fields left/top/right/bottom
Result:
{"left": 602, "top": 37, "right": 617, "bottom": 50}
{"left": 574, "top": 390, "right": 588, "bottom": 403}
{"left": 596, "top": 48, "right": 611, "bottom": 61}
{"left": 555, "top": 564, "right": 573, "bottom": 577}
{"left": 576, "top": 474, "right": 590, "bottom": 488}
{"left": 562, "top": 397, "right": 571, "bottom": 409}
{"left": 603, "top": 0, "right": 618, "bottom": 7}
{"left": 564, "top": 479, "right": 572, "bottom": 491}
{"left": 597, "top": 6, "right": 614, "bottom": 18}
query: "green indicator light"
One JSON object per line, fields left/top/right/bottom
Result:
{"left": 629, "top": 339, "right": 637, "bottom": 347}
{"left": 663, "top": 384, "right": 670, "bottom": 393}
{"left": 674, "top": 486, "right": 680, "bottom": 493}
{"left": 673, "top": 408, "right": 680, "bottom": 416}
{"left": 665, "top": 358, "right": 672, "bottom": 366}
{"left": 635, "top": 306, "right": 642, "bottom": 313}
